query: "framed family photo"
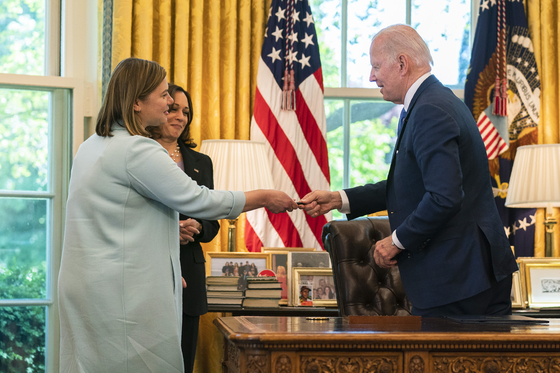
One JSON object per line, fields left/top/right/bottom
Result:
{"left": 207, "top": 252, "right": 270, "bottom": 277}
{"left": 523, "top": 258, "right": 560, "bottom": 309}
{"left": 287, "top": 251, "right": 331, "bottom": 306}
{"left": 263, "top": 248, "right": 323, "bottom": 306}
{"left": 267, "top": 250, "right": 289, "bottom": 305}
{"left": 292, "top": 267, "right": 337, "bottom": 307}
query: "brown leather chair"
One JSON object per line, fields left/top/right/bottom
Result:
{"left": 322, "top": 217, "right": 412, "bottom": 316}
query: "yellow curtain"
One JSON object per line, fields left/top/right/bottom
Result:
{"left": 111, "top": 0, "right": 270, "bottom": 371}
{"left": 111, "top": 0, "right": 269, "bottom": 248}
{"left": 526, "top": 0, "right": 560, "bottom": 257}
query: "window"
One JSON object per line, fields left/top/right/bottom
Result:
{"left": 0, "top": 85, "right": 71, "bottom": 373}
{"left": 310, "top": 0, "right": 477, "bottom": 219}
{"left": 0, "top": 0, "right": 60, "bottom": 76}
{"left": 0, "top": 0, "right": 77, "bottom": 372}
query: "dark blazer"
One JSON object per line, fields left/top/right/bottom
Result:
{"left": 345, "top": 75, "right": 517, "bottom": 309}
{"left": 178, "top": 141, "right": 220, "bottom": 316}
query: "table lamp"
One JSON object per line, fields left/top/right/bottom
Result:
{"left": 199, "top": 140, "right": 275, "bottom": 252}
{"left": 505, "top": 144, "right": 560, "bottom": 257}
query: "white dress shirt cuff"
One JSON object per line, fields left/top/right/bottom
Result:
{"left": 392, "top": 230, "right": 404, "bottom": 250}
{"left": 338, "top": 190, "right": 351, "bottom": 214}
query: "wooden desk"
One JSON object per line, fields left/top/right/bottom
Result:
{"left": 214, "top": 316, "right": 560, "bottom": 373}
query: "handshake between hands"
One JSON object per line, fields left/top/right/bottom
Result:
{"left": 179, "top": 190, "right": 341, "bottom": 244}
{"left": 178, "top": 190, "right": 339, "bottom": 244}
{"left": 254, "top": 189, "right": 342, "bottom": 217}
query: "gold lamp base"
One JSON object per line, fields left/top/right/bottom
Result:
{"left": 544, "top": 216, "right": 557, "bottom": 257}
{"left": 227, "top": 219, "right": 238, "bottom": 252}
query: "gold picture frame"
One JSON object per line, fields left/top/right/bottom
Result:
{"left": 521, "top": 258, "right": 560, "bottom": 309}
{"left": 292, "top": 267, "right": 337, "bottom": 308}
{"left": 207, "top": 252, "right": 271, "bottom": 277}
{"left": 511, "top": 270, "right": 525, "bottom": 309}
{"left": 517, "top": 258, "right": 529, "bottom": 309}
{"left": 287, "top": 251, "right": 332, "bottom": 306}
{"left": 261, "top": 248, "right": 322, "bottom": 306}
{"left": 267, "top": 250, "right": 290, "bottom": 305}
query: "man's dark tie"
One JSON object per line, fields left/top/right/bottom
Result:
{"left": 397, "top": 108, "right": 407, "bottom": 136}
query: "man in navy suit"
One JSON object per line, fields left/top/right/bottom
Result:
{"left": 300, "top": 24, "right": 518, "bottom": 317}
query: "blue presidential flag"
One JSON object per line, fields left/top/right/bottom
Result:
{"left": 465, "top": 0, "right": 541, "bottom": 257}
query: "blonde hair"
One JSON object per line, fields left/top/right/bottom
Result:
{"left": 372, "top": 24, "right": 433, "bottom": 67}
{"left": 96, "top": 57, "right": 167, "bottom": 137}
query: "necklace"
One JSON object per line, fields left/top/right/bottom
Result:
{"left": 170, "top": 143, "right": 181, "bottom": 162}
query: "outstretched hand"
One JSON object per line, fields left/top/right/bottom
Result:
{"left": 243, "top": 190, "right": 299, "bottom": 214}
{"left": 265, "top": 190, "right": 299, "bottom": 213}
{"left": 298, "top": 190, "right": 342, "bottom": 217}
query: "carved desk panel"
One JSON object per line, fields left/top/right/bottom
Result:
{"left": 214, "top": 316, "right": 560, "bottom": 373}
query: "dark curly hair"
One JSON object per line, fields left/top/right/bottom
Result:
{"left": 149, "top": 83, "right": 196, "bottom": 148}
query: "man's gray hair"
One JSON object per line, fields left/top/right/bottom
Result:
{"left": 372, "top": 24, "right": 433, "bottom": 67}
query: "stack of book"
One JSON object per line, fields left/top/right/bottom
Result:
{"left": 242, "top": 276, "right": 282, "bottom": 308}
{"left": 206, "top": 276, "right": 243, "bottom": 307}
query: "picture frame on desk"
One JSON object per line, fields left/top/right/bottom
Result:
{"left": 511, "top": 270, "right": 525, "bottom": 309}
{"left": 521, "top": 258, "right": 560, "bottom": 309}
{"left": 287, "top": 251, "right": 331, "bottom": 306}
{"left": 207, "top": 252, "right": 270, "bottom": 277}
{"left": 292, "top": 267, "right": 337, "bottom": 308}
{"left": 267, "top": 251, "right": 289, "bottom": 305}
{"left": 262, "top": 248, "right": 321, "bottom": 306}
{"left": 517, "top": 258, "right": 529, "bottom": 309}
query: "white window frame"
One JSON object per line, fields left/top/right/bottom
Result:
{"left": 0, "top": 0, "right": 98, "bottom": 370}
{"left": 323, "top": 0, "right": 480, "bottom": 189}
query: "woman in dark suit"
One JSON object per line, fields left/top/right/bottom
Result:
{"left": 150, "top": 84, "right": 220, "bottom": 373}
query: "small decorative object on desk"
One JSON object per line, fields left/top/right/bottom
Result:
{"left": 258, "top": 269, "right": 276, "bottom": 277}
{"left": 242, "top": 275, "right": 282, "bottom": 308}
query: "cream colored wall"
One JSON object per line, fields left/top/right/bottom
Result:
{"left": 63, "top": 0, "right": 100, "bottom": 151}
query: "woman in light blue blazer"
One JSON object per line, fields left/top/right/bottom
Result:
{"left": 58, "top": 57, "right": 297, "bottom": 373}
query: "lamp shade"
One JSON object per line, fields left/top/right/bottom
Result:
{"left": 505, "top": 144, "right": 560, "bottom": 212}
{"left": 199, "top": 140, "right": 274, "bottom": 191}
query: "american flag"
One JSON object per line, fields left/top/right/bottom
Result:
{"left": 245, "top": 0, "right": 330, "bottom": 251}
{"left": 477, "top": 108, "right": 508, "bottom": 160}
